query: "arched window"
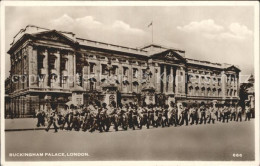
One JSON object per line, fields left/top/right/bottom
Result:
{"left": 195, "top": 86, "right": 200, "bottom": 96}
{"left": 201, "top": 87, "right": 205, "bottom": 96}
{"left": 230, "top": 89, "right": 233, "bottom": 96}
{"left": 212, "top": 88, "right": 216, "bottom": 96}
{"left": 189, "top": 86, "right": 193, "bottom": 96}
{"left": 207, "top": 87, "right": 211, "bottom": 96}
{"left": 218, "top": 88, "right": 222, "bottom": 96}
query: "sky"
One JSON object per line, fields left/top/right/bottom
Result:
{"left": 4, "top": 6, "right": 255, "bottom": 82}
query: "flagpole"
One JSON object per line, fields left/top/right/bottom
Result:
{"left": 152, "top": 21, "right": 153, "bottom": 44}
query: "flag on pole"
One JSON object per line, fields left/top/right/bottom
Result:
{"left": 148, "top": 21, "right": 153, "bottom": 28}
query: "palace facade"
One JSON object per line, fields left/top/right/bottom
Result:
{"left": 5, "top": 25, "right": 240, "bottom": 117}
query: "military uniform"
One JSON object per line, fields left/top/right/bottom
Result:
{"left": 230, "top": 106, "right": 236, "bottom": 121}
{"left": 142, "top": 108, "right": 149, "bottom": 129}
{"left": 222, "top": 107, "right": 229, "bottom": 123}
{"left": 245, "top": 106, "right": 251, "bottom": 121}
{"left": 71, "top": 109, "right": 80, "bottom": 131}
{"left": 199, "top": 106, "right": 206, "bottom": 124}
{"left": 236, "top": 106, "right": 242, "bottom": 122}
{"left": 45, "top": 111, "right": 59, "bottom": 132}
{"left": 190, "top": 107, "right": 198, "bottom": 125}
{"left": 182, "top": 107, "right": 189, "bottom": 126}
{"left": 36, "top": 109, "right": 42, "bottom": 127}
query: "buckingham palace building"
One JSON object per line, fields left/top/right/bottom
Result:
{"left": 5, "top": 25, "right": 241, "bottom": 118}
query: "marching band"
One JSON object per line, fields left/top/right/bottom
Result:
{"left": 35, "top": 101, "right": 253, "bottom": 133}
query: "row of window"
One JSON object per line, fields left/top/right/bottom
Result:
{"left": 188, "top": 87, "right": 221, "bottom": 97}
{"left": 99, "top": 64, "right": 147, "bottom": 79}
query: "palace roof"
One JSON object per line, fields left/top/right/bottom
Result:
{"left": 9, "top": 25, "right": 240, "bottom": 71}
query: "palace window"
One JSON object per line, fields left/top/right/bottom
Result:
{"left": 207, "top": 88, "right": 211, "bottom": 96}
{"left": 207, "top": 77, "right": 211, "bottom": 84}
{"left": 201, "top": 76, "right": 205, "bottom": 83}
{"left": 38, "top": 54, "right": 44, "bottom": 69}
{"left": 61, "top": 54, "right": 68, "bottom": 71}
{"left": 218, "top": 89, "right": 222, "bottom": 96}
{"left": 123, "top": 67, "right": 128, "bottom": 76}
{"left": 101, "top": 64, "right": 107, "bottom": 75}
{"left": 196, "top": 75, "right": 199, "bottom": 83}
{"left": 189, "top": 86, "right": 193, "bottom": 96}
{"left": 133, "top": 68, "right": 138, "bottom": 78}
{"left": 212, "top": 88, "right": 216, "bottom": 96}
{"left": 142, "top": 69, "right": 146, "bottom": 79}
{"left": 218, "top": 78, "right": 221, "bottom": 86}
{"left": 90, "top": 63, "right": 95, "bottom": 73}
{"left": 230, "top": 89, "right": 233, "bottom": 96}
{"left": 90, "top": 81, "right": 94, "bottom": 91}
{"left": 195, "top": 87, "right": 200, "bottom": 96}
{"left": 201, "top": 87, "right": 205, "bottom": 96}
{"left": 111, "top": 65, "right": 118, "bottom": 75}
{"left": 188, "top": 75, "right": 193, "bottom": 83}
{"left": 61, "top": 76, "right": 67, "bottom": 88}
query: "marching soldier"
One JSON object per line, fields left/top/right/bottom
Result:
{"left": 222, "top": 103, "right": 229, "bottom": 123}
{"left": 190, "top": 103, "right": 199, "bottom": 125}
{"left": 71, "top": 106, "right": 80, "bottom": 131}
{"left": 142, "top": 105, "right": 150, "bottom": 129}
{"left": 199, "top": 102, "right": 206, "bottom": 124}
{"left": 236, "top": 104, "right": 242, "bottom": 122}
{"left": 89, "top": 105, "right": 100, "bottom": 133}
{"left": 36, "top": 109, "right": 42, "bottom": 127}
{"left": 215, "top": 103, "right": 219, "bottom": 121}
{"left": 245, "top": 102, "right": 251, "bottom": 121}
{"left": 177, "top": 102, "right": 183, "bottom": 126}
{"left": 207, "top": 103, "right": 216, "bottom": 124}
{"left": 218, "top": 104, "right": 224, "bottom": 122}
{"left": 161, "top": 105, "right": 168, "bottom": 127}
{"left": 172, "top": 104, "right": 178, "bottom": 127}
{"left": 62, "top": 105, "right": 73, "bottom": 130}
{"left": 230, "top": 103, "right": 236, "bottom": 121}
{"left": 182, "top": 103, "right": 189, "bottom": 126}
{"left": 45, "top": 110, "right": 59, "bottom": 133}
{"left": 148, "top": 104, "right": 155, "bottom": 127}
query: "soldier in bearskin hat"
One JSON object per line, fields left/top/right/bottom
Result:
{"left": 199, "top": 102, "right": 207, "bottom": 124}
{"left": 245, "top": 101, "right": 251, "bottom": 121}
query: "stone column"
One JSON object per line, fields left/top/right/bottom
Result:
{"left": 163, "top": 65, "right": 167, "bottom": 93}
{"left": 43, "top": 49, "right": 48, "bottom": 87}
{"left": 236, "top": 74, "right": 239, "bottom": 97}
{"left": 68, "top": 52, "right": 74, "bottom": 88}
{"left": 168, "top": 66, "right": 173, "bottom": 93}
{"left": 129, "top": 64, "right": 133, "bottom": 93}
{"left": 73, "top": 53, "right": 76, "bottom": 87}
{"left": 181, "top": 68, "right": 186, "bottom": 95}
{"left": 28, "top": 45, "right": 38, "bottom": 87}
{"left": 96, "top": 59, "right": 101, "bottom": 91}
{"left": 56, "top": 50, "right": 61, "bottom": 87}
{"left": 175, "top": 68, "right": 179, "bottom": 95}
{"left": 118, "top": 63, "right": 123, "bottom": 92}
{"left": 221, "top": 71, "right": 227, "bottom": 98}
{"left": 155, "top": 65, "right": 161, "bottom": 93}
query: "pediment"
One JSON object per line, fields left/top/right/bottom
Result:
{"left": 33, "top": 30, "right": 76, "bottom": 45}
{"left": 150, "top": 49, "right": 186, "bottom": 63}
{"left": 225, "top": 65, "right": 240, "bottom": 72}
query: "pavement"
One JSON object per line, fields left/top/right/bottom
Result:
{"left": 4, "top": 119, "right": 255, "bottom": 161}
{"left": 5, "top": 118, "right": 51, "bottom": 131}
{"left": 5, "top": 116, "right": 250, "bottom": 131}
